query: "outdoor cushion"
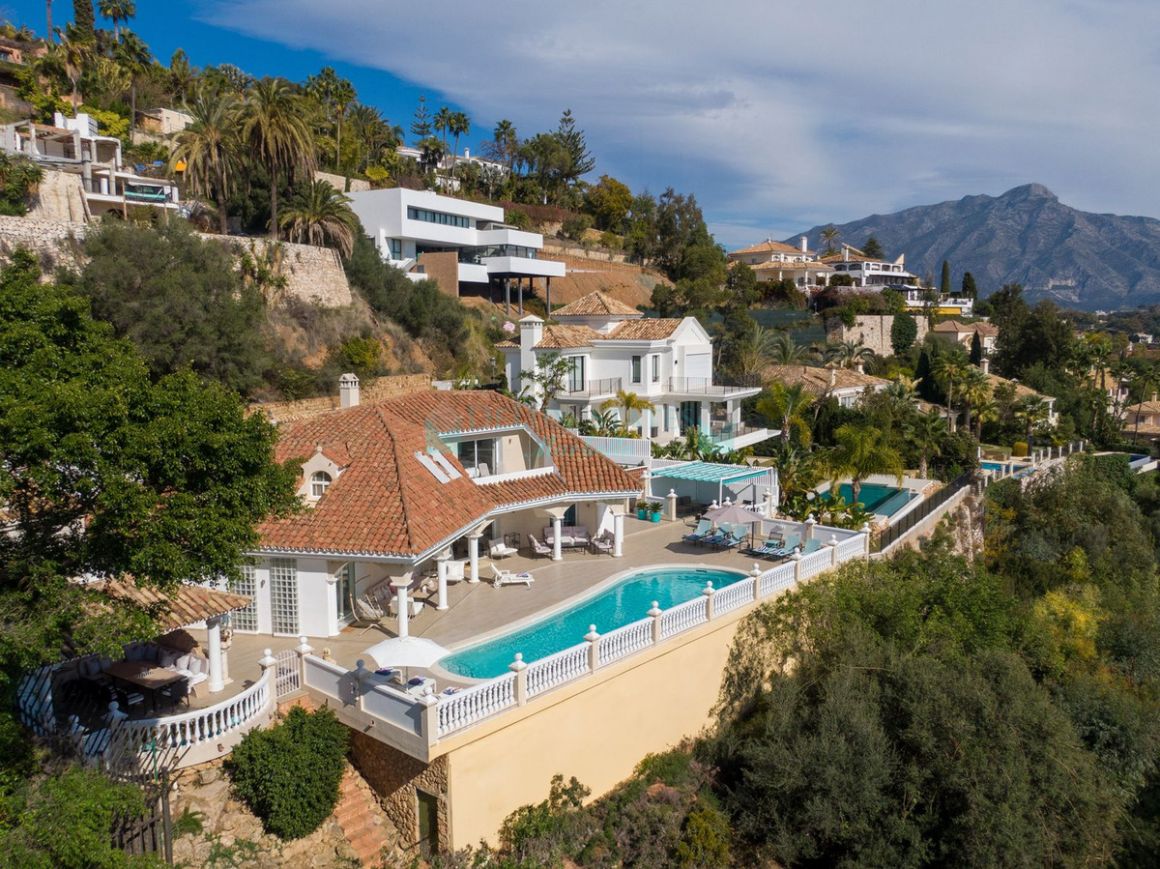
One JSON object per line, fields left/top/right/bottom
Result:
{"left": 174, "top": 653, "right": 192, "bottom": 672}
{"left": 159, "top": 648, "right": 180, "bottom": 670}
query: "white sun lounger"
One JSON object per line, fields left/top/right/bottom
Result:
{"left": 490, "top": 564, "right": 534, "bottom": 588}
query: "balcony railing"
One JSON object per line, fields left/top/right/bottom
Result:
{"left": 561, "top": 377, "right": 621, "bottom": 398}
{"left": 667, "top": 376, "right": 759, "bottom": 396}
{"left": 708, "top": 421, "right": 766, "bottom": 443}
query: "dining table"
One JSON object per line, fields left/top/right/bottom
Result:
{"left": 105, "top": 660, "right": 186, "bottom": 712}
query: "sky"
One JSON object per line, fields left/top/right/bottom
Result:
{"left": 5, "top": 0, "right": 1160, "bottom": 247}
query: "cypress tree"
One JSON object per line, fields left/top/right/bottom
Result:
{"left": 940, "top": 260, "right": 951, "bottom": 294}
{"left": 72, "top": 0, "right": 95, "bottom": 41}
{"left": 862, "top": 235, "right": 884, "bottom": 258}
{"left": 970, "top": 330, "right": 984, "bottom": 365}
{"left": 962, "top": 271, "right": 978, "bottom": 298}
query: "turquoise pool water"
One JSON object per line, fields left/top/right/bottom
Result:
{"left": 439, "top": 567, "right": 745, "bottom": 679}
{"left": 982, "top": 460, "right": 1035, "bottom": 478}
{"left": 827, "top": 483, "right": 916, "bottom": 517}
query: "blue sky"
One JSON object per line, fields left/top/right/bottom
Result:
{"left": 5, "top": 1, "right": 1160, "bottom": 247}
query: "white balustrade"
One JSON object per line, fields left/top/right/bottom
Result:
{"left": 437, "top": 672, "right": 517, "bottom": 736}
{"left": 759, "top": 562, "right": 796, "bottom": 597}
{"left": 303, "top": 655, "right": 350, "bottom": 703}
{"left": 712, "top": 578, "right": 757, "bottom": 616}
{"left": 836, "top": 535, "right": 867, "bottom": 561}
{"left": 659, "top": 597, "right": 709, "bottom": 639}
{"left": 526, "top": 644, "right": 590, "bottom": 697}
{"left": 597, "top": 618, "right": 654, "bottom": 667}
{"left": 121, "top": 669, "right": 272, "bottom": 754}
{"left": 798, "top": 548, "right": 833, "bottom": 580}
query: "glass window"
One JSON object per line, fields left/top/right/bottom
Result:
{"left": 651, "top": 355, "right": 660, "bottom": 383}
{"left": 335, "top": 563, "right": 354, "bottom": 624}
{"left": 231, "top": 564, "right": 258, "bottom": 632}
{"left": 268, "top": 558, "right": 299, "bottom": 635}
{"left": 631, "top": 356, "right": 642, "bottom": 383}
{"left": 310, "top": 471, "right": 332, "bottom": 498}
{"left": 387, "top": 238, "right": 402, "bottom": 259}
{"left": 567, "top": 356, "right": 585, "bottom": 392}
{"left": 407, "top": 206, "right": 470, "bottom": 228}
{"left": 456, "top": 439, "right": 497, "bottom": 476}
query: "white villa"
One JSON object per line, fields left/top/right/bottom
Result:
{"left": 932, "top": 319, "right": 997, "bottom": 353}
{"left": 727, "top": 237, "right": 833, "bottom": 287}
{"left": 347, "top": 188, "right": 565, "bottom": 301}
{"left": 0, "top": 112, "right": 180, "bottom": 217}
{"left": 821, "top": 243, "right": 918, "bottom": 288}
{"left": 498, "top": 292, "right": 770, "bottom": 451}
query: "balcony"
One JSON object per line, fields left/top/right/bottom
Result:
{"left": 707, "top": 421, "right": 773, "bottom": 450}
{"left": 560, "top": 377, "right": 622, "bottom": 399}
{"left": 666, "top": 377, "right": 762, "bottom": 398}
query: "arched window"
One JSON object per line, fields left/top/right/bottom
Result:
{"left": 310, "top": 471, "right": 332, "bottom": 498}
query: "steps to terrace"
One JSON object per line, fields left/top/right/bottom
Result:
{"left": 333, "top": 763, "right": 394, "bottom": 867}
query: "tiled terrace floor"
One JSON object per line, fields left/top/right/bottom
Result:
{"left": 192, "top": 515, "right": 803, "bottom": 697}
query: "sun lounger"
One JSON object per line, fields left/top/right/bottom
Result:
{"left": 590, "top": 530, "right": 615, "bottom": 555}
{"left": 529, "top": 534, "right": 553, "bottom": 558}
{"left": 712, "top": 526, "right": 748, "bottom": 550}
{"left": 770, "top": 533, "right": 801, "bottom": 559}
{"left": 490, "top": 564, "right": 534, "bottom": 588}
{"left": 800, "top": 539, "right": 823, "bottom": 555}
{"left": 489, "top": 539, "right": 517, "bottom": 559}
{"left": 682, "top": 519, "right": 712, "bottom": 545}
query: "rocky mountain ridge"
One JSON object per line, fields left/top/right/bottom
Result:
{"left": 792, "top": 184, "right": 1160, "bottom": 310}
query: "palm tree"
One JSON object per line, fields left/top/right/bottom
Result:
{"left": 958, "top": 366, "right": 991, "bottom": 434}
{"left": 98, "top": 0, "right": 134, "bottom": 41}
{"left": 449, "top": 111, "right": 470, "bottom": 170}
{"left": 734, "top": 323, "right": 778, "bottom": 378}
{"left": 905, "top": 409, "right": 947, "bottom": 479}
{"left": 932, "top": 352, "right": 968, "bottom": 431}
{"left": 279, "top": 179, "right": 360, "bottom": 258}
{"left": 49, "top": 34, "right": 89, "bottom": 107}
{"left": 825, "top": 340, "right": 874, "bottom": 370}
{"left": 418, "top": 136, "right": 447, "bottom": 175}
{"left": 601, "top": 390, "right": 656, "bottom": 436}
{"left": 172, "top": 84, "right": 241, "bottom": 234}
{"left": 768, "top": 331, "right": 808, "bottom": 365}
{"left": 332, "top": 79, "right": 356, "bottom": 174}
{"left": 768, "top": 442, "right": 820, "bottom": 508}
{"left": 489, "top": 119, "right": 519, "bottom": 172}
{"left": 827, "top": 422, "right": 904, "bottom": 505}
{"left": 820, "top": 225, "right": 840, "bottom": 256}
{"left": 241, "top": 78, "right": 315, "bottom": 238}
{"left": 1015, "top": 395, "right": 1051, "bottom": 450}
{"left": 434, "top": 106, "right": 453, "bottom": 147}
{"left": 884, "top": 374, "right": 919, "bottom": 411}
{"left": 756, "top": 382, "right": 814, "bottom": 446}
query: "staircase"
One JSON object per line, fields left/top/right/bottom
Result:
{"left": 334, "top": 764, "right": 394, "bottom": 867}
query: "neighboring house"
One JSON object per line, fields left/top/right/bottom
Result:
{"left": 766, "top": 364, "right": 891, "bottom": 408}
{"left": 931, "top": 319, "right": 997, "bottom": 353}
{"left": 347, "top": 187, "right": 565, "bottom": 298}
{"left": 247, "top": 380, "right": 641, "bottom": 638}
{"left": 821, "top": 243, "right": 918, "bottom": 288}
{"left": 1087, "top": 368, "right": 1130, "bottom": 419}
{"left": 395, "top": 145, "right": 509, "bottom": 192}
{"left": 727, "top": 237, "right": 833, "bottom": 287}
{"left": 498, "top": 291, "right": 769, "bottom": 451}
{"left": 901, "top": 288, "right": 975, "bottom": 317}
{"left": 986, "top": 373, "right": 1058, "bottom": 426}
{"left": 134, "top": 107, "right": 193, "bottom": 137}
{"left": 0, "top": 112, "right": 180, "bottom": 217}
{"left": 1123, "top": 396, "right": 1160, "bottom": 438}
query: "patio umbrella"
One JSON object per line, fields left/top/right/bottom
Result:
{"left": 362, "top": 636, "right": 449, "bottom": 678}
{"left": 703, "top": 503, "right": 767, "bottom": 545}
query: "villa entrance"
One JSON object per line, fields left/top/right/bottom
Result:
{"left": 679, "top": 401, "right": 700, "bottom": 432}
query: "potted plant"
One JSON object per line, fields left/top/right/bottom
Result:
{"left": 648, "top": 501, "right": 663, "bottom": 522}
{"left": 636, "top": 501, "right": 648, "bottom": 520}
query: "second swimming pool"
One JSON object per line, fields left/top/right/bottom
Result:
{"left": 438, "top": 566, "right": 746, "bottom": 679}
{"left": 827, "top": 482, "right": 916, "bottom": 517}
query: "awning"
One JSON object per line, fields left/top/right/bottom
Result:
{"left": 649, "top": 461, "right": 768, "bottom": 485}
{"left": 89, "top": 579, "right": 252, "bottom": 632}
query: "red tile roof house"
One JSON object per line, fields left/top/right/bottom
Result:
{"left": 245, "top": 380, "right": 642, "bottom": 639}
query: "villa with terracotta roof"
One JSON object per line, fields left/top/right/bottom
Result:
{"left": 243, "top": 381, "right": 642, "bottom": 638}
{"left": 727, "top": 236, "right": 833, "bottom": 287}
{"left": 766, "top": 364, "right": 892, "bottom": 408}
{"left": 499, "top": 292, "right": 769, "bottom": 450}
{"left": 1122, "top": 396, "right": 1160, "bottom": 438}
{"left": 932, "top": 319, "right": 998, "bottom": 353}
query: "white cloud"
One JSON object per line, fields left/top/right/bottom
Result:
{"left": 204, "top": 0, "right": 1160, "bottom": 244}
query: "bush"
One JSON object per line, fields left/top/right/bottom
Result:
{"left": 561, "top": 213, "right": 594, "bottom": 241}
{"left": 0, "top": 152, "right": 42, "bottom": 216}
{"left": 226, "top": 706, "right": 349, "bottom": 840}
{"left": 1013, "top": 440, "right": 1029, "bottom": 457}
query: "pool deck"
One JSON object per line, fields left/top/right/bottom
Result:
{"left": 194, "top": 515, "right": 785, "bottom": 695}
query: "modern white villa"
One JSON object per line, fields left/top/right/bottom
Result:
{"left": 0, "top": 112, "right": 180, "bottom": 217}
{"left": 347, "top": 187, "right": 565, "bottom": 301}
{"left": 821, "top": 243, "right": 918, "bottom": 288}
{"left": 498, "top": 292, "right": 770, "bottom": 451}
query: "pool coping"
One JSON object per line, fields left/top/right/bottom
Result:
{"left": 429, "top": 562, "right": 749, "bottom": 683}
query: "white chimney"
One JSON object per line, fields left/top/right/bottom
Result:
{"left": 829, "top": 367, "right": 837, "bottom": 387}
{"left": 464, "top": 146, "right": 471, "bottom": 159}
{"left": 339, "top": 372, "right": 360, "bottom": 408}
{"left": 800, "top": 235, "right": 808, "bottom": 253}
{"left": 519, "top": 315, "right": 545, "bottom": 399}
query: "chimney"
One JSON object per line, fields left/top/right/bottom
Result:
{"left": 843, "top": 245, "right": 849, "bottom": 262}
{"left": 855, "top": 362, "right": 864, "bottom": 374}
{"left": 519, "top": 315, "right": 545, "bottom": 399}
{"left": 981, "top": 357, "right": 990, "bottom": 375}
{"left": 800, "top": 235, "right": 808, "bottom": 253}
{"left": 464, "top": 146, "right": 471, "bottom": 160}
{"left": 829, "top": 367, "right": 837, "bottom": 388}
{"left": 339, "top": 372, "right": 360, "bottom": 408}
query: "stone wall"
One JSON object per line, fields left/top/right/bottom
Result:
{"left": 542, "top": 237, "right": 628, "bottom": 264}
{"left": 314, "top": 171, "right": 371, "bottom": 193}
{"left": 350, "top": 731, "right": 450, "bottom": 852}
{"left": 0, "top": 214, "right": 88, "bottom": 274}
{"left": 253, "top": 374, "right": 433, "bottom": 424}
{"left": 220, "top": 237, "right": 354, "bottom": 308}
{"left": 826, "top": 313, "right": 929, "bottom": 356}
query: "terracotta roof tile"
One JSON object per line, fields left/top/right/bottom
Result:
{"left": 91, "top": 579, "right": 252, "bottom": 632}
{"left": 553, "top": 291, "right": 641, "bottom": 318}
{"left": 752, "top": 260, "right": 833, "bottom": 272}
{"left": 606, "top": 319, "right": 684, "bottom": 341}
{"left": 534, "top": 324, "right": 604, "bottom": 349}
{"left": 258, "top": 391, "right": 640, "bottom": 559}
{"left": 933, "top": 319, "right": 998, "bottom": 336}
{"left": 765, "top": 364, "right": 890, "bottom": 395}
{"left": 730, "top": 239, "right": 805, "bottom": 256}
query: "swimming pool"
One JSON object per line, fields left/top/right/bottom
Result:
{"left": 826, "top": 483, "right": 916, "bottom": 517}
{"left": 438, "top": 566, "right": 746, "bottom": 679}
{"left": 982, "top": 460, "right": 1035, "bottom": 478}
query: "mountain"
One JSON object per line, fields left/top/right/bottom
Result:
{"left": 790, "top": 184, "right": 1160, "bottom": 310}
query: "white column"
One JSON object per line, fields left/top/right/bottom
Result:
{"left": 642, "top": 407, "right": 653, "bottom": 438}
{"left": 468, "top": 532, "right": 481, "bottom": 584}
{"left": 613, "top": 511, "right": 625, "bottom": 557}
{"left": 206, "top": 615, "right": 225, "bottom": 694}
{"left": 552, "top": 515, "right": 563, "bottom": 561}
{"left": 392, "top": 578, "right": 411, "bottom": 638}
{"left": 436, "top": 562, "right": 449, "bottom": 611}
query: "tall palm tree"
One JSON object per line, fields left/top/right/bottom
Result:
{"left": 734, "top": 323, "right": 778, "bottom": 378}
{"left": 97, "top": 0, "right": 134, "bottom": 41}
{"left": 49, "top": 34, "right": 89, "bottom": 106}
{"left": 489, "top": 119, "right": 519, "bottom": 172}
{"left": 172, "top": 85, "right": 241, "bottom": 235}
{"left": 1015, "top": 395, "right": 1051, "bottom": 449}
{"left": 434, "top": 106, "right": 453, "bottom": 147}
{"left": 601, "top": 390, "right": 656, "bottom": 436}
{"left": 820, "top": 225, "right": 840, "bottom": 256}
{"left": 756, "top": 382, "right": 814, "bottom": 446}
{"left": 332, "top": 78, "right": 356, "bottom": 174}
{"left": 825, "top": 339, "right": 874, "bottom": 370}
{"left": 768, "top": 331, "right": 808, "bottom": 365}
{"left": 279, "top": 179, "right": 361, "bottom": 258}
{"left": 768, "top": 442, "right": 820, "bottom": 507}
{"left": 932, "top": 352, "right": 968, "bottom": 431}
{"left": 418, "top": 136, "right": 446, "bottom": 175}
{"left": 827, "top": 422, "right": 904, "bottom": 505}
{"left": 448, "top": 111, "right": 470, "bottom": 175}
{"left": 958, "top": 366, "right": 991, "bottom": 434}
{"left": 904, "top": 409, "right": 947, "bottom": 479}
{"left": 241, "top": 78, "right": 315, "bottom": 238}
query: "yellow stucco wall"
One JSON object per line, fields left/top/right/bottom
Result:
{"left": 440, "top": 606, "right": 747, "bottom": 849}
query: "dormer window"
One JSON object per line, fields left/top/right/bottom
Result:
{"left": 311, "top": 471, "right": 332, "bottom": 498}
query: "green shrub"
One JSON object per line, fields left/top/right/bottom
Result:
{"left": 561, "top": 213, "right": 593, "bottom": 241}
{"left": 1013, "top": 440, "right": 1029, "bottom": 457}
{"left": 675, "top": 797, "right": 732, "bottom": 868}
{"left": 226, "top": 707, "right": 349, "bottom": 840}
{"left": 0, "top": 152, "right": 42, "bottom": 216}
